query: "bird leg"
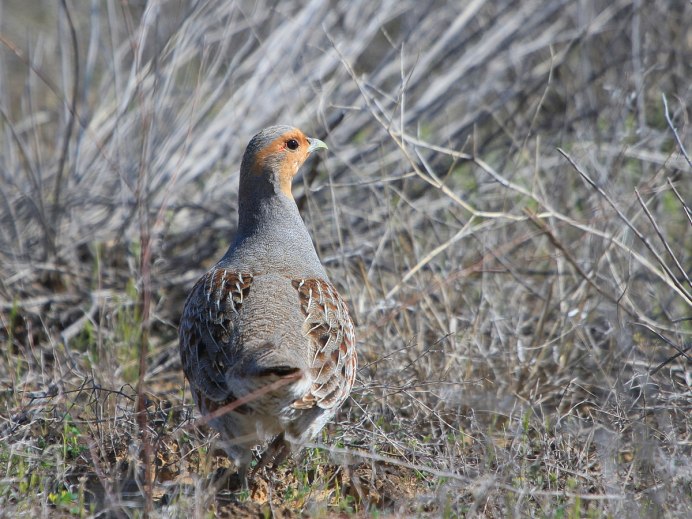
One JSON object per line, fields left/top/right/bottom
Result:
{"left": 250, "top": 433, "right": 290, "bottom": 479}
{"left": 219, "top": 443, "right": 252, "bottom": 490}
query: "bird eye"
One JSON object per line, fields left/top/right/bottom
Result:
{"left": 286, "top": 139, "right": 299, "bottom": 150}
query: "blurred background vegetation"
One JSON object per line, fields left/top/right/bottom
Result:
{"left": 0, "top": 0, "right": 690, "bottom": 517}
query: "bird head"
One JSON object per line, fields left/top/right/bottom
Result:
{"left": 240, "top": 125, "right": 328, "bottom": 199}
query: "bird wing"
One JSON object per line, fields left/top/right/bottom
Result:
{"left": 290, "top": 278, "right": 357, "bottom": 410}
{"left": 179, "top": 268, "right": 254, "bottom": 413}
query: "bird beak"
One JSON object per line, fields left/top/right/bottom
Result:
{"left": 307, "top": 137, "right": 328, "bottom": 154}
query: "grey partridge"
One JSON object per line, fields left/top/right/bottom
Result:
{"left": 179, "top": 125, "right": 357, "bottom": 482}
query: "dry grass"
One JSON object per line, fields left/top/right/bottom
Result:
{"left": 0, "top": 0, "right": 690, "bottom": 517}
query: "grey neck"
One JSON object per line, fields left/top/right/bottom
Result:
{"left": 220, "top": 193, "right": 328, "bottom": 279}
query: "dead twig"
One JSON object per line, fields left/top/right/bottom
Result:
{"left": 557, "top": 148, "right": 692, "bottom": 306}
{"left": 661, "top": 93, "right": 692, "bottom": 170}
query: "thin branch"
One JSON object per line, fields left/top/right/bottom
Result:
{"left": 306, "top": 443, "right": 626, "bottom": 501}
{"left": 524, "top": 209, "right": 636, "bottom": 318}
{"left": 52, "top": 0, "right": 80, "bottom": 254}
{"left": 661, "top": 93, "right": 692, "bottom": 169}
{"left": 557, "top": 148, "right": 692, "bottom": 306}
{"left": 634, "top": 187, "right": 690, "bottom": 288}
{"left": 666, "top": 177, "right": 692, "bottom": 226}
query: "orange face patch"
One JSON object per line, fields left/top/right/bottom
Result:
{"left": 252, "top": 130, "right": 312, "bottom": 197}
